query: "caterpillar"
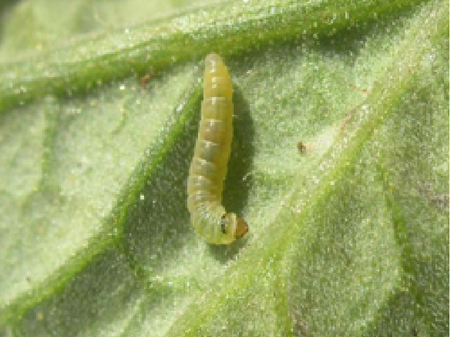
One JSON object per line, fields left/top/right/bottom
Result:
{"left": 187, "top": 53, "right": 248, "bottom": 245}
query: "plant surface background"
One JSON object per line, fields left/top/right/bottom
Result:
{"left": 0, "top": 0, "right": 448, "bottom": 336}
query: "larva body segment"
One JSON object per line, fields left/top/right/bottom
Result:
{"left": 187, "top": 53, "right": 248, "bottom": 245}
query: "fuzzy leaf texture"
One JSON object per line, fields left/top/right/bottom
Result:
{"left": 0, "top": 0, "right": 448, "bottom": 336}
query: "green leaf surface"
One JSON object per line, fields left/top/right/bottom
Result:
{"left": 0, "top": 0, "right": 448, "bottom": 336}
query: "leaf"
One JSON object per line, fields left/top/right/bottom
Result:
{"left": 0, "top": 0, "right": 448, "bottom": 336}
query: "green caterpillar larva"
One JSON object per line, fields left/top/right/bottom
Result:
{"left": 187, "top": 53, "right": 248, "bottom": 245}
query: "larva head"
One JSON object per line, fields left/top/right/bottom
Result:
{"left": 221, "top": 212, "right": 248, "bottom": 243}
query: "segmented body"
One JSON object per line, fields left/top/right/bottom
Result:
{"left": 187, "top": 53, "right": 248, "bottom": 245}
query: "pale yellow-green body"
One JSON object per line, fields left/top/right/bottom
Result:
{"left": 187, "top": 53, "right": 248, "bottom": 245}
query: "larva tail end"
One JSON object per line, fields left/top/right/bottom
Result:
{"left": 205, "top": 53, "right": 223, "bottom": 66}
{"left": 235, "top": 217, "right": 248, "bottom": 239}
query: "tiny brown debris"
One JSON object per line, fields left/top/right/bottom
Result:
{"left": 297, "top": 141, "right": 306, "bottom": 153}
{"left": 140, "top": 72, "right": 151, "bottom": 88}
